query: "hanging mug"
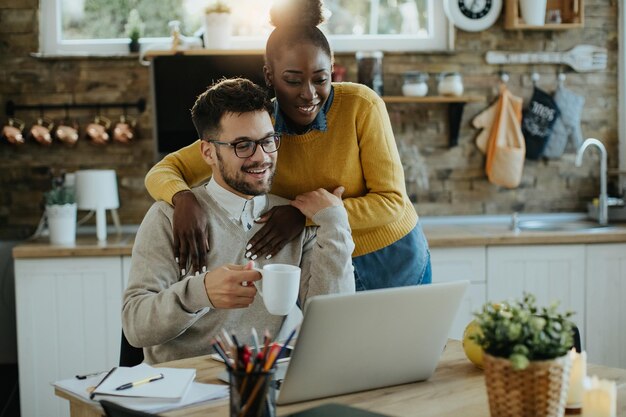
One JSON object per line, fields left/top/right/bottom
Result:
{"left": 55, "top": 118, "right": 80, "bottom": 146}
{"left": 86, "top": 115, "right": 111, "bottom": 145}
{"left": 1, "top": 118, "right": 25, "bottom": 145}
{"left": 112, "top": 114, "right": 136, "bottom": 144}
{"left": 29, "top": 117, "right": 55, "bottom": 146}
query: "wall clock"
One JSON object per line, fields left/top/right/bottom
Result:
{"left": 443, "top": 0, "right": 503, "bottom": 32}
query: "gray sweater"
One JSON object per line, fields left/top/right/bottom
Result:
{"left": 123, "top": 186, "right": 355, "bottom": 364}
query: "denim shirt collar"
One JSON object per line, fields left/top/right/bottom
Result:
{"left": 273, "top": 86, "right": 334, "bottom": 135}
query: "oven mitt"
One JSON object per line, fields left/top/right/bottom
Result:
{"left": 474, "top": 94, "right": 524, "bottom": 154}
{"left": 522, "top": 87, "right": 560, "bottom": 160}
{"left": 543, "top": 86, "right": 585, "bottom": 159}
{"left": 485, "top": 87, "right": 526, "bottom": 188}
{"left": 473, "top": 101, "right": 497, "bottom": 154}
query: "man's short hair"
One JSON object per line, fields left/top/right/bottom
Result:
{"left": 191, "top": 78, "right": 273, "bottom": 140}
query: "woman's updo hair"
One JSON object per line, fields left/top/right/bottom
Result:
{"left": 266, "top": 0, "right": 333, "bottom": 64}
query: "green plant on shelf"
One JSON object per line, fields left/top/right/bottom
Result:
{"left": 124, "top": 8, "right": 145, "bottom": 43}
{"left": 44, "top": 174, "right": 75, "bottom": 206}
{"left": 471, "top": 293, "right": 574, "bottom": 370}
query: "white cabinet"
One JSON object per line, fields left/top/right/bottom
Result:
{"left": 429, "top": 242, "right": 625, "bottom": 367}
{"left": 585, "top": 243, "right": 626, "bottom": 368}
{"left": 430, "top": 247, "right": 487, "bottom": 340}
{"left": 487, "top": 245, "right": 586, "bottom": 345}
{"left": 14, "top": 256, "right": 125, "bottom": 417}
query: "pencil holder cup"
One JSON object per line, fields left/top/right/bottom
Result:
{"left": 228, "top": 368, "right": 276, "bottom": 417}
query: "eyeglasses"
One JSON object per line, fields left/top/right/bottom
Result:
{"left": 207, "top": 134, "right": 281, "bottom": 159}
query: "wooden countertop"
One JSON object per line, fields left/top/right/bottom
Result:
{"left": 12, "top": 233, "right": 134, "bottom": 259}
{"left": 423, "top": 223, "right": 626, "bottom": 248}
{"left": 13, "top": 220, "right": 626, "bottom": 259}
{"left": 54, "top": 340, "right": 626, "bottom": 417}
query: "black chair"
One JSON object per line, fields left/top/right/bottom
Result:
{"left": 100, "top": 400, "right": 156, "bottom": 417}
{"left": 119, "top": 330, "right": 144, "bottom": 367}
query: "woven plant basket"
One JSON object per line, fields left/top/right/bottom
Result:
{"left": 483, "top": 353, "right": 572, "bottom": 417}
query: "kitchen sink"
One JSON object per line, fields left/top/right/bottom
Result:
{"left": 516, "top": 219, "right": 610, "bottom": 232}
{"left": 421, "top": 213, "right": 620, "bottom": 234}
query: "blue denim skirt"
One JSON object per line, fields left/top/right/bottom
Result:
{"left": 352, "top": 223, "right": 431, "bottom": 291}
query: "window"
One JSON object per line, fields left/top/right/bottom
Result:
{"left": 40, "top": 0, "right": 452, "bottom": 55}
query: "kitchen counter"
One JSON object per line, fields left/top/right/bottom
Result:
{"left": 422, "top": 213, "right": 626, "bottom": 247}
{"left": 12, "top": 214, "right": 626, "bottom": 259}
{"left": 12, "top": 232, "right": 134, "bottom": 259}
{"left": 423, "top": 222, "right": 626, "bottom": 247}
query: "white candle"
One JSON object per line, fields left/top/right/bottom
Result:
{"left": 567, "top": 349, "right": 587, "bottom": 407}
{"left": 582, "top": 376, "right": 617, "bottom": 417}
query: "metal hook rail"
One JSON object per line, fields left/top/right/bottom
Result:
{"left": 5, "top": 99, "right": 147, "bottom": 117}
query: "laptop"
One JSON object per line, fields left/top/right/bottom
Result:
{"left": 274, "top": 281, "right": 468, "bottom": 405}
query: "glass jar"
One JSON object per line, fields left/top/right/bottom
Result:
{"left": 402, "top": 71, "right": 429, "bottom": 97}
{"left": 437, "top": 72, "right": 464, "bottom": 96}
{"left": 356, "top": 51, "right": 384, "bottom": 96}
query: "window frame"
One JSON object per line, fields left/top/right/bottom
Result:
{"left": 39, "top": 0, "right": 454, "bottom": 55}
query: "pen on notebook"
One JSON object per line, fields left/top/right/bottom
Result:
{"left": 115, "top": 373, "right": 164, "bottom": 391}
{"left": 88, "top": 367, "right": 117, "bottom": 400}
{"left": 75, "top": 370, "right": 105, "bottom": 380}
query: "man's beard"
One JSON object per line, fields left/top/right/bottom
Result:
{"left": 215, "top": 150, "right": 275, "bottom": 196}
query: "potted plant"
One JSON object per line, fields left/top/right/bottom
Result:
{"left": 44, "top": 173, "right": 77, "bottom": 245}
{"left": 472, "top": 294, "right": 574, "bottom": 417}
{"left": 203, "top": 1, "right": 232, "bottom": 49}
{"left": 124, "top": 8, "right": 145, "bottom": 53}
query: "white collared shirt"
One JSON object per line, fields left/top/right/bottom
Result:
{"left": 205, "top": 178, "right": 267, "bottom": 231}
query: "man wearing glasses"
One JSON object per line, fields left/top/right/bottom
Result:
{"left": 123, "top": 78, "right": 355, "bottom": 364}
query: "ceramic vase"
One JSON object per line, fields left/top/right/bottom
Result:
{"left": 519, "top": 0, "right": 548, "bottom": 26}
{"left": 46, "top": 203, "right": 77, "bottom": 245}
{"left": 203, "top": 12, "right": 232, "bottom": 49}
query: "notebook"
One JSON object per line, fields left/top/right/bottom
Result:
{"left": 54, "top": 370, "right": 228, "bottom": 414}
{"left": 92, "top": 363, "right": 195, "bottom": 399}
{"left": 275, "top": 281, "right": 468, "bottom": 404}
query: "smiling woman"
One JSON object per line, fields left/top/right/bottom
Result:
{"left": 39, "top": 0, "right": 452, "bottom": 54}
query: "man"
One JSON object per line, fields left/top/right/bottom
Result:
{"left": 123, "top": 78, "right": 355, "bottom": 364}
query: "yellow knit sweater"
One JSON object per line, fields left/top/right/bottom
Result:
{"left": 145, "top": 82, "right": 418, "bottom": 256}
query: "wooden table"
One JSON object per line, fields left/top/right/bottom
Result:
{"left": 55, "top": 341, "right": 626, "bottom": 417}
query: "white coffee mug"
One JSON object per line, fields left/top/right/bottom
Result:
{"left": 254, "top": 264, "right": 301, "bottom": 315}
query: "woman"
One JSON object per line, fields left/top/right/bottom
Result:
{"left": 145, "top": 0, "right": 431, "bottom": 290}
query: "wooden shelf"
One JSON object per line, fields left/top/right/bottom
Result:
{"left": 382, "top": 95, "right": 484, "bottom": 148}
{"left": 506, "top": 22, "right": 583, "bottom": 30}
{"left": 383, "top": 95, "right": 483, "bottom": 104}
{"left": 143, "top": 49, "right": 264, "bottom": 58}
{"left": 505, "top": 0, "right": 584, "bottom": 30}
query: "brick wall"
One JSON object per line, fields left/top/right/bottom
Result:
{"left": 0, "top": 1, "right": 618, "bottom": 239}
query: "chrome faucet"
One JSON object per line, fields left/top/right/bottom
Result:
{"left": 575, "top": 138, "right": 608, "bottom": 225}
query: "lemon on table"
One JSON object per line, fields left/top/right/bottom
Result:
{"left": 462, "top": 319, "right": 484, "bottom": 369}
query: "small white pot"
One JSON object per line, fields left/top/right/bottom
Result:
{"left": 204, "top": 12, "right": 232, "bottom": 49}
{"left": 46, "top": 203, "right": 77, "bottom": 245}
{"left": 519, "top": 0, "right": 548, "bottom": 26}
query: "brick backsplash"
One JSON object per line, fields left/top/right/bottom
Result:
{"left": 0, "top": 2, "right": 619, "bottom": 239}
